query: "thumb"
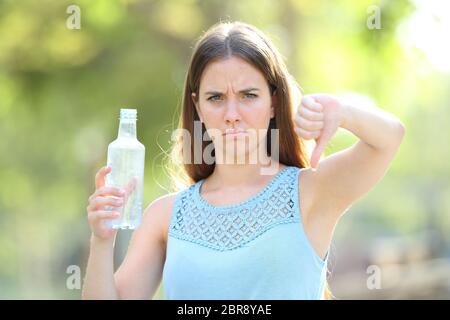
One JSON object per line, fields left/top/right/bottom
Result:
{"left": 310, "top": 135, "right": 328, "bottom": 169}
{"left": 122, "top": 176, "right": 139, "bottom": 205}
{"left": 95, "top": 166, "right": 111, "bottom": 190}
{"left": 125, "top": 176, "right": 139, "bottom": 195}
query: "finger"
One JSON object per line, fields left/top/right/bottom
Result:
{"left": 295, "top": 116, "right": 324, "bottom": 131}
{"left": 310, "top": 131, "right": 331, "bottom": 168}
{"left": 301, "top": 96, "right": 316, "bottom": 109}
{"left": 311, "top": 102, "right": 323, "bottom": 112}
{"left": 310, "top": 144, "right": 324, "bottom": 169}
{"left": 87, "top": 196, "right": 124, "bottom": 212}
{"left": 301, "top": 97, "right": 323, "bottom": 112}
{"left": 298, "top": 105, "right": 324, "bottom": 121}
{"left": 95, "top": 210, "right": 121, "bottom": 220}
{"left": 95, "top": 166, "right": 111, "bottom": 190}
{"left": 294, "top": 127, "right": 321, "bottom": 140}
{"left": 89, "top": 186, "right": 126, "bottom": 201}
{"left": 124, "top": 176, "right": 139, "bottom": 196}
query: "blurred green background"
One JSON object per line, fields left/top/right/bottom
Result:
{"left": 0, "top": 0, "right": 449, "bottom": 299}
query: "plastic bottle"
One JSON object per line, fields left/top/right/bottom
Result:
{"left": 104, "top": 108, "right": 145, "bottom": 229}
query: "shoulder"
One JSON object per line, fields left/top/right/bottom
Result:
{"left": 144, "top": 192, "right": 179, "bottom": 214}
{"left": 140, "top": 191, "right": 182, "bottom": 246}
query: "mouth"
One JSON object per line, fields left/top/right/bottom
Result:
{"left": 223, "top": 129, "right": 247, "bottom": 136}
{"left": 222, "top": 129, "right": 247, "bottom": 137}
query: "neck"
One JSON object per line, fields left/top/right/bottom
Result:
{"left": 118, "top": 121, "right": 136, "bottom": 139}
{"left": 206, "top": 159, "right": 284, "bottom": 190}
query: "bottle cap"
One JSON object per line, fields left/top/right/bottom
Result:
{"left": 120, "top": 108, "right": 137, "bottom": 121}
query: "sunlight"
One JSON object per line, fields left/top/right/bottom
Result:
{"left": 398, "top": 0, "right": 450, "bottom": 73}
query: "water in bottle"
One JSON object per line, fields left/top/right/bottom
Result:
{"left": 104, "top": 108, "right": 145, "bottom": 229}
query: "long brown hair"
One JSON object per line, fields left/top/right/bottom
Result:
{"left": 167, "top": 21, "right": 309, "bottom": 188}
{"left": 165, "top": 20, "right": 333, "bottom": 299}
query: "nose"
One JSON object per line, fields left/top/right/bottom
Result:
{"left": 224, "top": 98, "right": 241, "bottom": 126}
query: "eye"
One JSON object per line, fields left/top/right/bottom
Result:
{"left": 244, "top": 93, "right": 258, "bottom": 99}
{"left": 207, "top": 95, "right": 222, "bottom": 102}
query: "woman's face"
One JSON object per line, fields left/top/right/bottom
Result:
{"left": 192, "top": 55, "right": 275, "bottom": 163}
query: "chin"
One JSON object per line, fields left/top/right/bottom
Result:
{"left": 221, "top": 145, "right": 262, "bottom": 164}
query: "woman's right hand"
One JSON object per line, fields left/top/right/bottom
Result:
{"left": 86, "top": 166, "right": 125, "bottom": 241}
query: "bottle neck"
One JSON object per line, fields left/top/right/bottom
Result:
{"left": 118, "top": 120, "right": 137, "bottom": 139}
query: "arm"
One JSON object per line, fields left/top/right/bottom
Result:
{"left": 82, "top": 235, "right": 119, "bottom": 299}
{"left": 114, "top": 193, "right": 175, "bottom": 299}
{"left": 295, "top": 94, "right": 405, "bottom": 219}
{"left": 82, "top": 166, "right": 122, "bottom": 300}
{"left": 82, "top": 193, "right": 175, "bottom": 300}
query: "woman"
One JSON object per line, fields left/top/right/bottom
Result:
{"left": 82, "top": 21, "right": 405, "bottom": 300}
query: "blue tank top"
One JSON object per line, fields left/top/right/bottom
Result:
{"left": 162, "top": 166, "right": 329, "bottom": 299}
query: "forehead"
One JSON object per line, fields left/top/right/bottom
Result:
{"left": 199, "top": 56, "right": 267, "bottom": 91}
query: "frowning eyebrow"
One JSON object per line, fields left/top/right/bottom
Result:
{"left": 204, "top": 88, "right": 260, "bottom": 95}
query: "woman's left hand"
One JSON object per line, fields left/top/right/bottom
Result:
{"left": 293, "top": 93, "right": 347, "bottom": 169}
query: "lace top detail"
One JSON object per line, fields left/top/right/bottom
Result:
{"left": 168, "top": 166, "right": 299, "bottom": 251}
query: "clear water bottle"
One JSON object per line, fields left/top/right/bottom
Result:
{"left": 104, "top": 108, "right": 145, "bottom": 230}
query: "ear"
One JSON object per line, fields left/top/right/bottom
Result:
{"left": 270, "top": 91, "right": 277, "bottom": 119}
{"left": 191, "top": 92, "right": 203, "bottom": 123}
